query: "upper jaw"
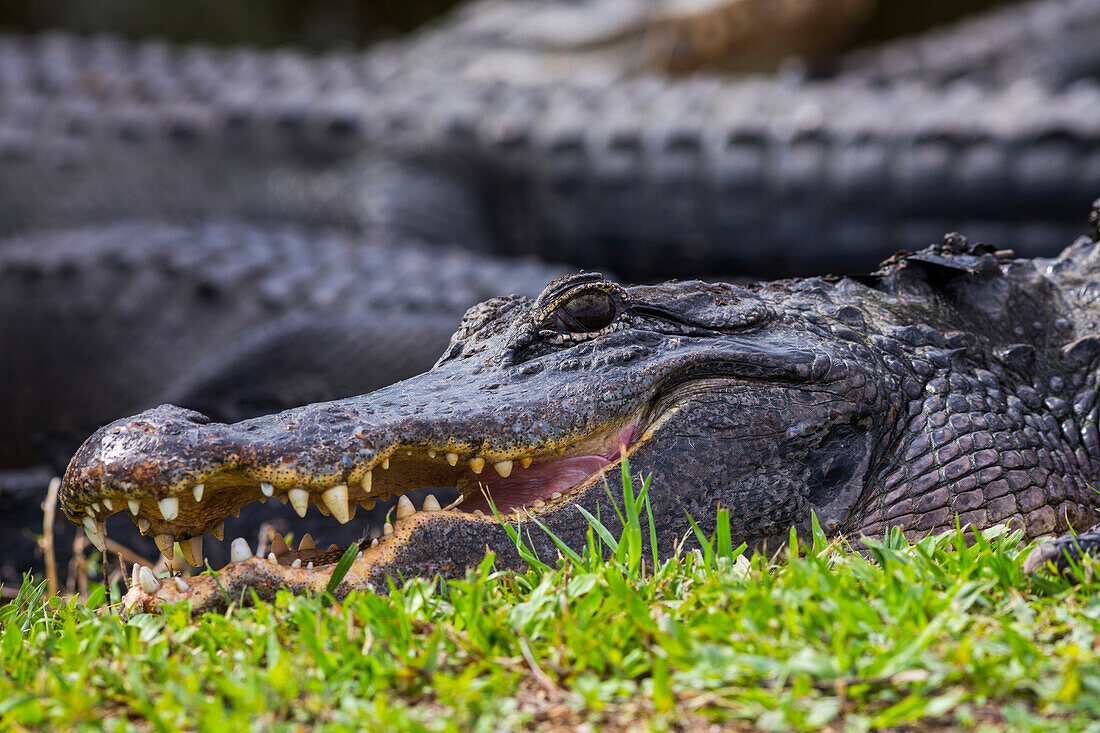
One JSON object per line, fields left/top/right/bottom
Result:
{"left": 58, "top": 325, "right": 813, "bottom": 533}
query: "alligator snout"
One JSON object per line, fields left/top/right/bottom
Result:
{"left": 62, "top": 404, "right": 224, "bottom": 514}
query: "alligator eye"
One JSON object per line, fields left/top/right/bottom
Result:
{"left": 553, "top": 290, "right": 617, "bottom": 333}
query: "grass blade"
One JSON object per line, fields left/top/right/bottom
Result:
{"left": 325, "top": 543, "right": 360, "bottom": 596}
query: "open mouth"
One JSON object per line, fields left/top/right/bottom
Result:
{"left": 75, "top": 413, "right": 643, "bottom": 579}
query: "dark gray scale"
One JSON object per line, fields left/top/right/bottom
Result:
{"left": 0, "top": 220, "right": 566, "bottom": 585}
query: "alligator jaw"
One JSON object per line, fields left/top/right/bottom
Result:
{"left": 61, "top": 394, "right": 651, "bottom": 613}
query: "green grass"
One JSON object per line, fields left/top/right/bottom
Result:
{"left": 2, "top": 464, "right": 1100, "bottom": 731}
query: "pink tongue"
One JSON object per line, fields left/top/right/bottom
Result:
{"left": 460, "top": 455, "right": 611, "bottom": 514}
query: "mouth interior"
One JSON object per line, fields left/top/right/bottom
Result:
{"left": 455, "top": 447, "right": 628, "bottom": 515}
{"left": 87, "top": 417, "right": 642, "bottom": 574}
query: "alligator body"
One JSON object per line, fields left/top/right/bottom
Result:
{"left": 60, "top": 206, "right": 1100, "bottom": 614}
{"left": 3, "top": 0, "right": 1100, "bottom": 281}
{"left": 5, "top": 71, "right": 1099, "bottom": 280}
{"left": 10, "top": 0, "right": 1100, "bottom": 584}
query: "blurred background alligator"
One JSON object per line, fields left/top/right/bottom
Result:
{"left": 4, "top": 0, "right": 1100, "bottom": 586}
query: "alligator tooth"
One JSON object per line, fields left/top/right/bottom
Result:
{"left": 179, "top": 536, "right": 203, "bottom": 567}
{"left": 158, "top": 497, "right": 179, "bottom": 521}
{"left": 307, "top": 562, "right": 314, "bottom": 571}
{"left": 428, "top": 449, "right": 437, "bottom": 458}
{"left": 268, "top": 553, "right": 278, "bottom": 565}
{"left": 357, "top": 550, "right": 363, "bottom": 559}
{"left": 322, "top": 484, "right": 350, "bottom": 524}
{"left": 298, "top": 533, "right": 315, "bottom": 551}
{"left": 173, "top": 577, "right": 190, "bottom": 592}
{"left": 231, "top": 508, "right": 240, "bottom": 518}
{"left": 137, "top": 517, "right": 151, "bottom": 534}
{"left": 193, "top": 483, "right": 204, "bottom": 502}
{"left": 316, "top": 500, "right": 330, "bottom": 516}
{"left": 258, "top": 497, "right": 267, "bottom": 504}
{"left": 468, "top": 457, "right": 485, "bottom": 474}
{"left": 520, "top": 457, "right": 533, "bottom": 469}
{"left": 422, "top": 494, "right": 441, "bottom": 512}
{"left": 381, "top": 457, "right": 389, "bottom": 470}
{"left": 406, "top": 450, "right": 412, "bottom": 456}
{"left": 361, "top": 471, "right": 372, "bottom": 492}
{"left": 361, "top": 498, "right": 376, "bottom": 510}
{"left": 211, "top": 522, "right": 224, "bottom": 541}
{"left": 260, "top": 482, "right": 274, "bottom": 497}
{"left": 138, "top": 566, "right": 161, "bottom": 595}
{"left": 445, "top": 452, "right": 459, "bottom": 466}
{"left": 550, "top": 492, "right": 562, "bottom": 500}
{"left": 396, "top": 495, "right": 416, "bottom": 519}
{"left": 131, "top": 563, "right": 141, "bottom": 588}
{"left": 230, "top": 537, "right": 252, "bottom": 562}
{"left": 493, "top": 460, "right": 513, "bottom": 478}
{"left": 271, "top": 533, "right": 289, "bottom": 555}
{"left": 91, "top": 502, "right": 101, "bottom": 513}
{"left": 291, "top": 558, "right": 301, "bottom": 569}
{"left": 370, "top": 538, "right": 379, "bottom": 548}
{"left": 383, "top": 522, "right": 393, "bottom": 535}
{"left": 288, "top": 488, "right": 309, "bottom": 517}
{"left": 532, "top": 499, "right": 546, "bottom": 508}
{"left": 473, "top": 509, "right": 485, "bottom": 516}
{"left": 82, "top": 515, "right": 106, "bottom": 551}
{"left": 153, "top": 533, "right": 175, "bottom": 560}
{"left": 102, "top": 498, "right": 114, "bottom": 511}
{"left": 128, "top": 499, "right": 140, "bottom": 515}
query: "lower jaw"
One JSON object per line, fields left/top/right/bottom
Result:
{"left": 117, "top": 421, "right": 660, "bottom": 615}
{"left": 122, "top": 456, "right": 626, "bottom": 613}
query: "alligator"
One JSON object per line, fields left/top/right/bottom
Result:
{"left": 58, "top": 203, "right": 1100, "bottom": 614}
{"left": 3, "top": 1, "right": 1100, "bottom": 455}
{"left": 3, "top": 0, "right": 1100, "bottom": 282}
{"left": 10, "top": 0, "right": 1100, "bottom": 585}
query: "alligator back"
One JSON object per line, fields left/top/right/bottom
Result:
{"left": 837, "top": 231, "right": 1100, "bottom": 540}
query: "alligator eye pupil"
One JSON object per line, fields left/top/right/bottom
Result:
{"left": 560, "top": 291, "right": 616, "bottom": 332}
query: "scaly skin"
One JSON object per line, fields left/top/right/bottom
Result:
{"left": 9, "top": 0, "right": 1100, "bottom": 586}
{"left": 4, "top": 73, "right": 1100, "bottom": 279}
{"left": 60, "top": 206, "right": 1100, "bottom": 614}
{"left": 4, "top": 0, "right": 1100, "bottom": 279}
{"left": 0, "top": 221, "right": 569, "bottom": 464}
{"left": 0, "top": 221, "right": 564, "bottom": 581}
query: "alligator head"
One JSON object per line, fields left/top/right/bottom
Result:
{"left": 62, "top": 269, "right": 888, "bottom": 613}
